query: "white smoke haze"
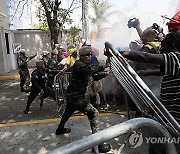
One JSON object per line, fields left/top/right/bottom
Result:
{"left": 89, "top": 0, "right": 179, "bottom": 58}
{"left": 87, "top": 0, "right": 179, "bottom": 97}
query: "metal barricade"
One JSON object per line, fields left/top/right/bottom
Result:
{"left": 104, "top": 41, "right": 180, "bottom": 135}
{"left": 53, "top": 71, "right": 71, "bottom": 118}
{"left": 48, "top": 118, "right": 177, "bottom": 154}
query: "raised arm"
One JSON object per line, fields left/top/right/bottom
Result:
{"left": 121, "top": 50, "right": 164, "bottom": 66}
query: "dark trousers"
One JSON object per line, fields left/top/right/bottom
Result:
{"left": 59, "top": 97, "right": 99, "bottom": 133}
{"left": 25, "top": 86, "right": 56, "bottom": 110}
{"left": 19, "top": 70, "right": 30, "bottom": 89}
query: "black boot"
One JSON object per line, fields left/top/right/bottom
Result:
{"left": 24, "top": 108, "right": 29, "bottom": 114}
{"left": 40, "top": 97, "right": 43, "bottom": 110}
{"left": 55, "top": 126, "right": 71, "bottom": 135}
{"left": 98, "top": 143, "right": 111, "bottom": 153}
{"left": 92, "top": 143, "right": 111, "bottom": 153}
{"left": 21, "top": 86, "right": 26, "bottom": 92}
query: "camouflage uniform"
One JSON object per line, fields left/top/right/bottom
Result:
{"left": 40, "top": 57, "right": 49, "bottom": 69}
{"left": 17, "top": 55, "right": 30, "bottom": 92}
{"left": 47, "top": 56, "right": 59, "bottom": 86}
{"left": 57, "top": 58, "right": 107, "bottom": 133}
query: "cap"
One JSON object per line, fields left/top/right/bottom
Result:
{"left": 20, "top": 49, "right": 25, "bottom": 54}
{"left": 79, "top": 46, "right": 92, "bottom": 56}
{"left": 42, "top": 50, "right": 49, "bottom": 56}
{"left": 166, "top": 11, "right": 180, "bottom": 30}
{"left": 36, "top": 60, "right": 44, "bottom": 68}
{"left": 55, "top": 44, "right": 60, "bottom": 48}
{"left": 55, "top": 44, "right": 64, "bottom": 49}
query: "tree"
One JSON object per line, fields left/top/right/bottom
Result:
{"left": 33, "top": 22, "right": 49, "bottom": 31}
{"left": 38, "top": 0, "right": 81, "bottom": 49}
{"left": 89, "top": 0, "right": 115, "bottom": 38}
{"left": 10, "top": 0, "right": 81, "bottom": 49}
{"left": 66, "top": 26, "right": 81, "bottom": 45}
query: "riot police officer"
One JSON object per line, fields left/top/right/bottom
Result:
{"left": 17, "top": 49, "right": 37, "bottom": 92}
{"left": 24, "top": 60, "right": 56, "bottom": 114}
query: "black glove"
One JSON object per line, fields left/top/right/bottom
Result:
{"left": 127, "top": 18, "right": 140, "bottom": 28}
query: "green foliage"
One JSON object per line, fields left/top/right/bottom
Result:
{"left": 89, "top": 0, "right": 115, "bottom": 38}
{"left": 66, "top": 26, "right": 81, "bottom": 44}
{"left": 35, "top": 0, "right": 81, "bottom": 48}
{"left": 33, "top": 22, "right": 49, "bottom": 31}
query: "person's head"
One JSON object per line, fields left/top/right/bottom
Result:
{"left": 79, "top": 46, "right": 92, "bottom": 63}
{"left": 36, "top": 60, "right": 45, "bottom": 70}
{"left": 55, "top": 44, "right": 64, "bottom": 50}
{"left": 19, "top": 49, "right": 26, "bottom": 56}
{"left": 142, "top": 28, "right": 157, "bottom": 43}
{"left": 166, "top": 11, "right": 180, "bottom": 33}
{"left": 42, "top": 50, "right": 49, "bottom": 57}
{"left": 51, "top": 49, "right": 58, "bottom": 57}
{"left": 161, "top": 32, "right": 180, "bottom": 53}
{"left": 61, "top": 51, "right": 69, "bottom": 59}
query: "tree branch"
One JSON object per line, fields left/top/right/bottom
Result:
{"left": 19, "top": 0, "right": 28, "bottom": 19}
{"left": 10, "top": 0, "right": 27, "bottom": 21}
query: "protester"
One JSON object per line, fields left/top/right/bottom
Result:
{"left": 166, "top": 11, "right": 180, "bottom": 33}
{"left": 114, "top": 32, "right": 180, "bottom": 154}
{"left": 104, "top": 32, "right": 180, "bottom": 153}
{"left": 66, "top": 48, "right": 79, "bottom": 67}
{"left": 55, "top": 46, "right": 111, "bottom": 153}
{"left": 17, "top": 49, "right": 37, "bottom": 92}
{"left": 24, "top": 60, "right": 56, "bottom": 114}
{"left": 133, "top": 28, "right": 161, "bottom": 98}
{"left": 127, "top": 17, "right": 165, "bottom": 41}
{"left": 58, "top": 51, "right": 69, "bottom": 71}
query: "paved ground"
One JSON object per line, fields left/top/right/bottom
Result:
{"left": 0, "top": 70, "right": 151, "bottom": 154}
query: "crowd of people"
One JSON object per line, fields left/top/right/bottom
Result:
{"left": 111, "top": 11, "right": 180, "bottom": 154}
{"left": 16, "top": 11, "right": 180, "bottom": 153}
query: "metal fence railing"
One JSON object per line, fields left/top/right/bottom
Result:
{"left": 48, "top": 118, "right": 177, "bottom": 154}
{"left": 104, "top": 41, "right": 180, "bottom": 135}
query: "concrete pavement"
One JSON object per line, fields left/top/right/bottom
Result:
{"left": 0, "top": 70, "right": 151, "bottom": 154}
{"left": 0, "top": 70, "right": 20, "bottom": 80}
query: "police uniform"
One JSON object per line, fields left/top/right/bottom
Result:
{"left": 47, "top": 53, "right": 59, "bottom": 86}
{"left": 24, "top": 64, "right": 56, "bottom": 114}
{"left": 17, "top": 55, "right": 30, "bottom": 92}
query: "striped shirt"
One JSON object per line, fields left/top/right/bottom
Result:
{"left": 161, "top": 52, "right": 180, "bottom": 124}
